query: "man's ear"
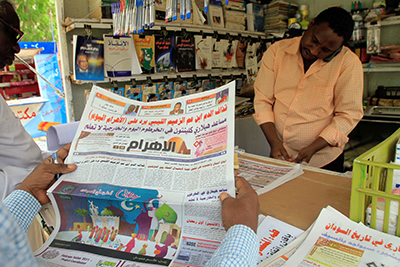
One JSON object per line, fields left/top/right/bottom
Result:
{"left": 308, "top": 18, "right": 315, "bottom": 29}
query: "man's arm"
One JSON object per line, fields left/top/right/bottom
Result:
{"left": 260, "top": 122, "right": 293, "bottom": 162}
{"left": 4, "top": 144, "right": 76, "bottom": 231}
{"left": 0, "top": 95, "right": 43, "bottom": 199}
{"left": 0, "top": 144, "right": 76, "bottom": 266}
{"left": 205, "top": 177, "right": 259, "bottom": 266}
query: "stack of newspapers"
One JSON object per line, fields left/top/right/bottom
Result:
{"left": 257, "top": 206, "right": 400, "bottom": 266}
{"left": 263, "top": 0, "right": 298, "bottom": 33}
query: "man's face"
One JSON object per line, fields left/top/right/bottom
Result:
{"left": 77, "top": 55, "right": 89, "bottom": 71}
{"left": 300, "top": 21, "right": 344, "bottom": 61}
{"left": 0, "top": 5, "right": 21, "bottom": 70}
{"left": 174, "top": 103, "right": 181, "bottom": 112}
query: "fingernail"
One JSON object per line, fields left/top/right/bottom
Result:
{"left": 67, "top": 164, "right": 76, "bottom": 168}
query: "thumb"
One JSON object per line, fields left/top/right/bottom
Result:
{"left": 219, "top": 192, "right": 231, "bottom": 204}
{"left": 58, "top": 164, "right": 77, "bottom": 174}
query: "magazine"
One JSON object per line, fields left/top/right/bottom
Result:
{"left": 34, "top": 82, "right": 237, "bottom": 266}
{"left": 73, "top": 35, "right": 105, "bottom": 81}
{"left": 103, "top": 35, "right": 142, "bottom": 77}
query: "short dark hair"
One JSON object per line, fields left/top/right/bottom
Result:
{"left": 314, "top": 7, "right": 354, "bottom": 45}
{"left": 0, "top": 0, "right": 16, "bottom": 17}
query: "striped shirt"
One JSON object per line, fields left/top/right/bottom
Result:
{"left": 253, "top": 37, "right": 364, "bottom": 167}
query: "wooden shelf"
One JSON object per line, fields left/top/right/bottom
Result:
{"left": 365, "top": 17, "right": 400, "bottom": 28}
{"left": 363, "top": 62, "right": 400, "bottom": 72}
{"left": 64, "top": 21, "right": 268, "bottom": 38}
{"left": 73, "top": 69, "right": 248, "bottom": 84}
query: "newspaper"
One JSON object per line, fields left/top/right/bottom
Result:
{"left": 280, "top": 206, "right": 400, "bottom": 267}
{"left": 34, "top": 82, "right": 236, "bottom": 266}
{"left": 237, "top": 158, "right": 303, "bottom": 195}
{"left": 257, "top": 216, "right": 304, "bottom": 264}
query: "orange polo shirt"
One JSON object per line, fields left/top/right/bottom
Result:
{"left": 253, "top": 37, "right": 364, "bottom": 167}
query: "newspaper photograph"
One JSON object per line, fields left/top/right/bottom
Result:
{"left": 34, "top": 81, "right": 237, "bottom": 266}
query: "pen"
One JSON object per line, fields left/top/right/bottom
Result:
{"left": 51, "top": 152, "right": 61, "bottom": 180}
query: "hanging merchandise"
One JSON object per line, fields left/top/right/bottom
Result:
{"left": 72, "top": 35, "right": 105, "bottom": 81}
{"left": 367, "top": 25, "right": 381, "bottom": 54}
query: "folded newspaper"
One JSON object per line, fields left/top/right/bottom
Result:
{"left": 258, "top": 206, "right": 400, "bottom": 266}
{"left": 34, "top": 82, "right": 237, "bottom": 266}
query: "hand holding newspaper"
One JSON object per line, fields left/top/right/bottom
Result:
{"left": 34, "top": 82, "right": 236, "bottom": 266}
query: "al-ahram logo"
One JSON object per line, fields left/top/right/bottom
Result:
{"left": 168, "top": 137, "right": 191, "bottom": 155}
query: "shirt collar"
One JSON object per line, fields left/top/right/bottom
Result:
{"left": 284, "top": 36, "right": 302, "bottom": 56}
{"left": 284, "top": 36, "right": 332, "bottom": 67}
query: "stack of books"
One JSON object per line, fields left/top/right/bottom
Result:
{"left": 222, "top": 0, "right": 246, "bottom": 31}
{"left": 263, "top": 0, "right": 298, "bottom": 32}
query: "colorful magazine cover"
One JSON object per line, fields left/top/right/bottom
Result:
{"left": 202, "top": 79, "right": 217, "bottom": 91}
{"left": 73, "top": 35, "right": 105, "bottom": 81}
{"left": 125, "top": 84, "right": 143, "bottom": 101}
{"left": 155, "top": 35, "right": 176, "bottom": 73}
{"left": 133, "top": 35, "right": 155, "bottom": 74}
{"left": 157, "top": 82, "right": 175, "bottom": 100}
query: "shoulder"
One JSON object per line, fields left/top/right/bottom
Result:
{"left": 269, "top": 37, "right": 299, "bottom": 51}
{"left": 338, "top": 46, "right": 362, "bottom": 67}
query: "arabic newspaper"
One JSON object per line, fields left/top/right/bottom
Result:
{"left": 34, "top": 82, "right": 237, "bottom": 266}
{"left": 282, "top": 206, "right": 400, "bottom": 267}
{"left": 236, "top": 157, "right": 303, "bottom": 195}
{"left": 257, "top": 216, "right": 303, "bottom": 264}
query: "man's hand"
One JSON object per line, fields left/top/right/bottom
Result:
{"left": 260, "top": 122, "right": 294, "bottom": 162}
{"left": 17, "top": 144, "right": 77, "bottom": 205}
{"left": 219, "top": 177, "right": 259, "bottom": 233}
{"left": 270, "top": 142, "right": 294, "bottom": 162}
{"left": 294, "top": 137, "right": 329, "bottom": 163}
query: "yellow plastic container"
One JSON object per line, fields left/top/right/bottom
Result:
{"left": 350, "top": 127, "right": 400, "bottom": 235}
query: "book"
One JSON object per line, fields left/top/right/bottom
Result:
{"left": 247, "top": 2, "right": 263, "bottom": 16}
{"left": 202, "top": 79, "right": 217, "bottom": 91}
{"left": 221, "top": 39, "right": 236, "bottom": 69}
{"left": 175, "top": 36, "right": 196, "bottom": 72}
{"left": 103, "top": 35, "right": 141, "bottom": 77}
{"left": 209, "top": 0, "right": 225, "bottom": 28}
{"left": 212, "top": 38, "right": 223, "bottom": 69}
{"left": 125, "top": 84, "right": 143, "bottom": 101}
{"left": 195, "top": 35, "right": 212, "bottom": 70}
{"left": 73, "top": 35, "right": 105, "bottom": 81}
{"left": 236, "top": 40, "right": 247, "bottom": 68}
{"left": 142, "top": 84, "right": 158, "bottom": 102}
{"left": 193, "top": 0, "right": 211, "bottom": 25}
{"left": 245, "top": 42, "right": 258, "bottom": 83}
{"left": 157, "top": 82, "right": 175, "bottom": 100}
{"left": 155, "top": 35, "right": 176, "bottom": 73}
{"left": 133, "top": 35, "right": 155, "bottom": 74}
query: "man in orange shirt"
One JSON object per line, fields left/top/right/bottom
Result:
{"left": 253, "top": 7, "right": 364, "bottom": 172}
